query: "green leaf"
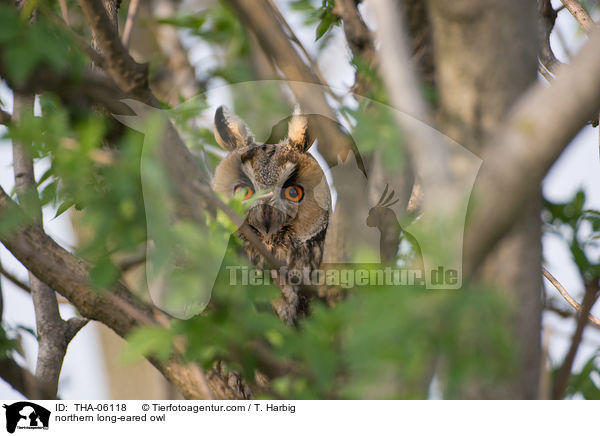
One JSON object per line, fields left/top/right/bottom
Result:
{"left": 36, "top": 167, "right": 54, "bottom": 187}
{"left": 315, "top": 13, "right": 338, "bottom": 40}
{"left": 315, "top": 1, "right": 339, "bottom": 41}
{"left": 54, "top": 200, "right": 75, "bottom": 218}
{"left": 39, "top": 179, "right": 57, "bottom": 206}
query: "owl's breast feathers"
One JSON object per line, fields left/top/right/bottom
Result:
{"left": 239, "top": 224, "right": 327, "bottom": 273}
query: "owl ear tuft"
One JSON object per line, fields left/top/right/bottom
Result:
{"left": 288, "top": 105, "right": 315, "bottom": 152}
{"left": 214, "top": 106, "right": 255, "bottom": 151}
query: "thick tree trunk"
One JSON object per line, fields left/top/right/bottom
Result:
{"left": 427, "top": 0, "right": 542, "bottom": 398}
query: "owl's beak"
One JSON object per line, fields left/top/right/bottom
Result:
{"left": 247, "top": 203, "right": 285, "bottom": 238}
{"left": 263, "top": 204, "right": 273, "bottom": 233}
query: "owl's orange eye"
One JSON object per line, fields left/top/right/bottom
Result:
{"left": 283, "top": 185, "right": 303, "bottom": 202}
{"left": 234, "top": 184, "right": 254, "bottom": 200}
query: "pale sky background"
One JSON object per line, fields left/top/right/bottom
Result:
{"left": 0, "top": 0, "right": 599, "bottom": 399}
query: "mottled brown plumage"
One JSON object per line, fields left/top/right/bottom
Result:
{"left": 212, "top": 106, "right": 331, "bottom": 325}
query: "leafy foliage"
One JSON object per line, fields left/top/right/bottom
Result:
{"left": 127, "top": 248, "right": 517, "bottom": 398}
{"left": 0, "top": 4, "right": 85, "bottom": 85}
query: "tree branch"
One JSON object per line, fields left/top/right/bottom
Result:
{"left": 0, "top": 357, "right": 37, "bottom": 398}
{"left": 1, "top": 64, "right": 131, "bottom": 116}
{"left": 538, "top": 0, "right": 563, "bottom": 74}
{"left": 77, "top": 0, "right": 150, "bottom": 96}
{"left": 552, "top": 281, "right": 599, "bottom": 399}
{"left": 0, "top": 185, "right": 245, "bottom": 399}
{"left": 464, "top": 27, "right": 600, "bottom": 274}
{"left": 12, "top": 92, "right": 87, "bottom": 399}
{"left": 0, "top": 186, "right": 155, "bottom": 334}
{"left": 334, "top": 0, "right": 376, "bottom": 96}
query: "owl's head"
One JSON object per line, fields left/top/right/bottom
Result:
{"left": 212, "top": 106, "right": 331, "bottom": 242}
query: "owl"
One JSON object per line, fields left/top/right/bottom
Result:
{"left": 212, "top": 105, "right": 331, "bottom": 325}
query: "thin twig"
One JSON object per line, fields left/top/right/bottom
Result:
{"left": 542, "top": 267, "right": 600, "bottom": 328}
{"left": 559, "top": 0, "right": 595, "bottom": 33}
{"left": 545, "top": 303, "right": 600, "bottom": 331}
{"left": 122, "top": 0, "right": 140, "bottom": 49}
{"left": 0, "top": 262, "right": 31, "bottom": 294}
